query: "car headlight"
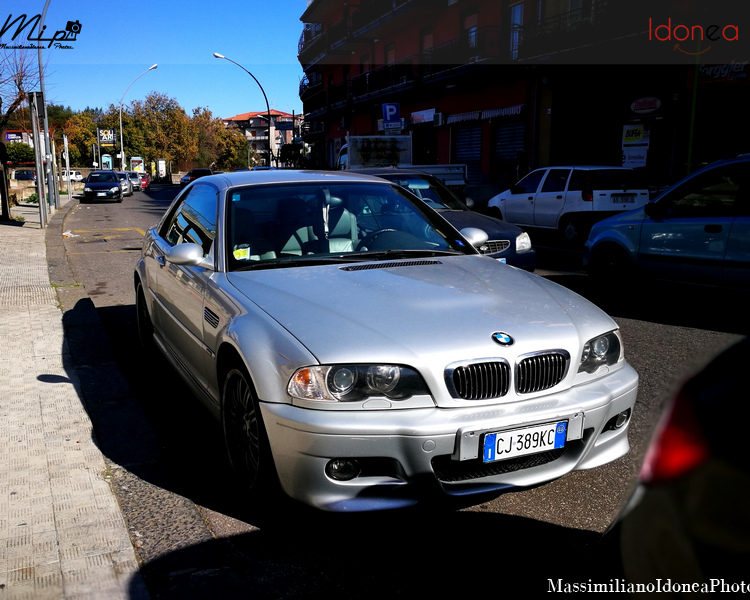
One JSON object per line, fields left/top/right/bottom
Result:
{"left": 111, "top": 186, "right": 120, "bottom": 193}
{"left": 578, "top": 330, "right": 624, "bottom": 374}
{"left": 288, "top": 364, "right": 429, "bottom": 402}
{"left": 515, "top": 231, "right": 532, "bottom": 253}
{"left": 84, "top": 187, "right": 91, "bottom": 192}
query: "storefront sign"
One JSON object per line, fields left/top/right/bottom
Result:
{"left": 630, "top": 97, "right": 661, "bottom": 114}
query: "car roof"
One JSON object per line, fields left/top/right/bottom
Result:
{"left": 532, "top": 165, "right": 634, "bottom": 171}
{"left": 195, "top": 169, "right": 394, "bottom": 188}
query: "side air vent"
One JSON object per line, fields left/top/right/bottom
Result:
{"left": 340, "top": 260, "right": 442, "bottom": 272}
{"left": 204, "top": 307, "right": 220, "bottom": 329}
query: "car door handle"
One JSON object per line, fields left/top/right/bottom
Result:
{"left": 527, "top": 196, "right": 534, "bottom": 201}
{"left": 704, "top": 224, "right": 722, "bottom": 234}
{"left": 556, "top": 195, "right": 563, "bottom": 199}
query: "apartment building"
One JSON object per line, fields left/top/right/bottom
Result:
{"left": 298, "top": 0, "right": 749, "bottom": 199}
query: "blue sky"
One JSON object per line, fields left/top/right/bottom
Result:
{"left": 3, "top": 0, "right": 307, "bottom": 118}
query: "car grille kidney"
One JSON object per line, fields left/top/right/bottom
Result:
{"left": 446, "top": 351, "right": 569, "bottom": 400}
{"left": 515, "top": 351, "right": 569, "bottom": 394}
{"left": 448, "top": 361, "right": 511, "bottom": 400}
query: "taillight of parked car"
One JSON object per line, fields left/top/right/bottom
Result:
{"left": 638, "top": 391, "right": 710, "bottom": 486}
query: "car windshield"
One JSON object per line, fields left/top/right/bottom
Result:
{"left": 225, "top": 181, "right": 472, "bottom": 271}
{"left": 89, "top": 172, "right": 118, "bottom": 183}
{"left": 381, "top": 174, "right": 466, "bottom": 211}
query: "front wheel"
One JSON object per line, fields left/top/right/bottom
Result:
{"left": 222, "top": 366, "right": 276, "bottom": 495}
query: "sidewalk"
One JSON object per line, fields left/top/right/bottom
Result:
{"left": 0, "top": 200, "right": 148, "bottom": 599}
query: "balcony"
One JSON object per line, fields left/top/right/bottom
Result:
{"left": 515, "top": 3, "right": 625, "bottom": 60}
{"left": 298, "top": 0, "right": 439, "bottom": 67}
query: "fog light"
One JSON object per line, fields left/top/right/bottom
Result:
{"left": 615, "top": 409, "right": 630, "bottom": 428}
{"left": 326, "top": 458, "right": 361, "bottom": 481}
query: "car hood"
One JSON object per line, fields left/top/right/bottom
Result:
{"left": 438, "top": 210, "right": 522, "bottom": 238}
{"left": 225, "top": 256, "right": 615, "bottom": 377}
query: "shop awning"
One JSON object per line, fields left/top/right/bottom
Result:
{"left": 482, "top": 104, "right": 524, "bottom": 119}
{"left": 446, "top": 111, "right": 480, "bottom": 124}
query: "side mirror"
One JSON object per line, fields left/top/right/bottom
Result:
{"left": 165, "top": 243, "right": 213, "bottom": 269}
{"left": 460, "top": 227, "right": 489, "bottom": 249}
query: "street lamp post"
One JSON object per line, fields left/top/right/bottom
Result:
{"left": 213, "top": 53, "right": 273, "bottom": 167}
{"left": 119, "top": 64, "right": 157, "bottom": 171}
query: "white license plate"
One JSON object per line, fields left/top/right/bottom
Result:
{"left": 483, "top": 421, "right": 567, "bottom": 463}
{"left": 97, "top": 192, "right": 106, "bottom": 197}
{"left": 612, "top": 195, "right": 635, "bottom": 203}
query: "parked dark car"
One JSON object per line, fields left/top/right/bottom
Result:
{"left": 82, "top": 171, "right": 123, "bottom": 202}
{"left": 618, "top": 336, "right": 750, "bottom": 589}
{"left": 352, "top": 169, "right": 536, "bottom": 270}
{"left": 180, "top": 168, "right": 213, "bottom": 186}
{"left": 14, "top": 169, "right": 36, "bottom": 181}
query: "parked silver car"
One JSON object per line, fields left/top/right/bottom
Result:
{"left": 134, "top": 170, "right": 638, "bottom": 511}
{"left": 116, "top": 171, "right": 133, "bottom": 197}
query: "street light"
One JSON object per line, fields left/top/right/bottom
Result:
{"left": 119, "top": 64, "right": 157, "bottom": 171}
{"left": 213, "top": 53, "right": 273, "bottom": 167}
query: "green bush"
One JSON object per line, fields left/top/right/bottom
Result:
{"left": 27, "top": 193, "right": 39, "bottom": 204}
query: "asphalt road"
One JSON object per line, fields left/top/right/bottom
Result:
{"left": 57, "top": 186, "right": 747, "bottom": 598}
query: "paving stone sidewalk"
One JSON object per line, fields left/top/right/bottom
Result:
{"left": 0, "top": 201, "right": 148, "bottom": 599}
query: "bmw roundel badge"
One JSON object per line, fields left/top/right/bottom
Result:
{"left": 492, "top": 332, "right": 514, "bottom": 346}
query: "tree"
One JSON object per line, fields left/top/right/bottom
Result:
{"left": 6, "top": 141, "right": 34, "bottom": 164}
{"left": 1, "top": 48, "right": 41, "bottom": 220}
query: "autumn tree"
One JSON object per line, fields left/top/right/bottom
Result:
{"left": 0, "top": 49, "right": 40, "bottom": 220}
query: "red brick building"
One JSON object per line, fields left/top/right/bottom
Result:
{"left": 298, "top": 0, "right": 749, "bottom": 201}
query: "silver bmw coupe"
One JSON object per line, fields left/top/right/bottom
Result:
{"left": 134, "top": 170, "right": 638, "bottom": 511}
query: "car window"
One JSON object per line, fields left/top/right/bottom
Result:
{"left": 569, "top": 169, "right": 643, "bottom": 191}
{"left": 512, "top": 169, "right": 545, "bottom": 194}
{"left": 541, "top": 169, "right": 571, "bottom": 193}
{"left": 384, "top": 175, "right": 465, "bottom": 210}
{"left": 225, "top": 182, "right": 470, "bottom": 271}
{"left": 656, "top": 164, "right": 746, "bottom": 217}
{"left": 162, "top": 183, "right": 218, "bottom": 256}
{"left": 89, "top": 172, "right": 118, "bottom": 183}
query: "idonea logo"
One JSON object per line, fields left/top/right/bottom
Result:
{"left": 648, "top": 18, "right": 739, "bottom": 55}
{"left": 0, "top": 13, "right": 82, "bottom": 50}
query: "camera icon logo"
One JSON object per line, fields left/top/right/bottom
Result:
{"left": 65, "top": 20, "right": 82, "bottom": 36}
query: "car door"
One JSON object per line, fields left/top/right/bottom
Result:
{"left": 150, "top": 183, "right": 218, "bottom": 391}
{"left": 533, "top": 168, "right": 572, "bottom": 227}
{"left": 504, "top": 169, "right": 546, "bottom": 226}
{"left": 639, "top": 163, "right": 743, "bottom": 285}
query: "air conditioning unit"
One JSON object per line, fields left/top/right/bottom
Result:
{"left": 434, "top": 113, "right": 445, "bottom": 126}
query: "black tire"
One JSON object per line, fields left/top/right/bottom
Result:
{"left": 222, "top": 365, "right": 276, "bottom": 495}
{"left": 588, "top": 244, "right": 634, "bottom": 282}
{"left": 558, "top": 215, "right": 589, "bottom": 247}
{"left": 135, "top": 282, "right": 156, "bottom": 353}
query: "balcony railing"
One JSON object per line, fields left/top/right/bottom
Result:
{"left": 516, "top": 3, "right": 613, "bottom": 59}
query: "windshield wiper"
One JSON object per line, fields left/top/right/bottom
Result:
{"left": 353, "top": 249, "right": 464, "bottom": 260}
{"left": 232, "top": 255, "right": 369, "bottom": 271}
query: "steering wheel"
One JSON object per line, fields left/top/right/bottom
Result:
{"left": 356, "top": 229, "right": 397, "bottom": 251}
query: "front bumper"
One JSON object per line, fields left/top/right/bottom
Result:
{"left": 261, "top": 363, "right": 638, "bottom": 511}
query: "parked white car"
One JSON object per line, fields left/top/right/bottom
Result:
{"left": 60, "top": 170, "right": 84, "bottom": 182}
{"left": 487, "top": 166, "right": 650, "bottom": 244}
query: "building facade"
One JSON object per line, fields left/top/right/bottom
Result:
{"left": 298, "top": 0, "right": 749, "bottom": 202}
{"left": 222, "top": 110, "right": 303, "bottom": 166}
